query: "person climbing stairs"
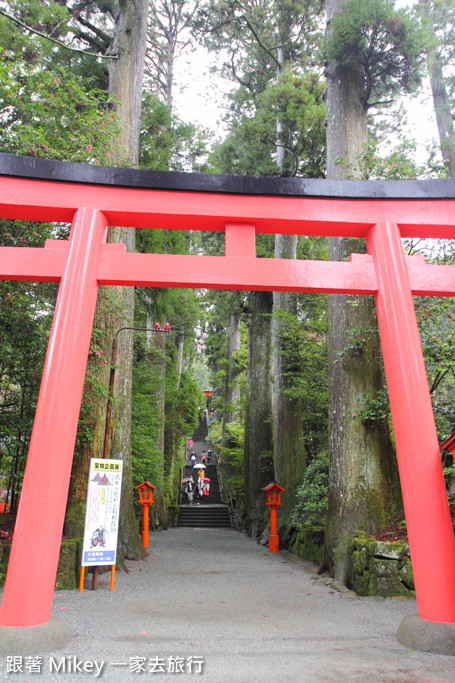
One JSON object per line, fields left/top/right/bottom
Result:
{"left": 177, "top": 459, "right": 232, "bottom": 529}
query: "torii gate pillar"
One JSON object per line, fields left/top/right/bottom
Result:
{"left": 368, "top": 223, "right": 455, "bottom": 632}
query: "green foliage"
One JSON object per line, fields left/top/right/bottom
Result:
{"left": 209, "top": 70, "right": 326, "bottom": 178}
{"left": 351, "top": 387, "right": 390, "bottom": 427}
{"left": 202, "top": 291, "right": 248, "bottom": 377}
{"left": 0, "top": 1, "right": 73, "bottom": 64}
{"left": 200, "top": 0, "right": 326, "bottom": 178}
{"left": 0, "top": 254, "right": 58, "bottom": 510}
{"left": 132, "top": 344, "right": 167, "bottom": 490}
{"left": 415, "top": 295, "right": 455, "bottom": 438}
{"left": 131, "top": 319, "right": 203, "bottom": 496}
{"left": 336, "top": 141, "right": 449, "bottom": 180}
{"left": 0, "top": 50, "right": 122, "bottom": 163}
{"left": 291, "top": 450, "right": 329, "bottom": 529}
{"left": 198, "top": 0, "right": 323, "bottom": 86}
{"left": 211, "top": 418, "right": 245, "bottom": 505}
{"left": 73, "top": 294, "right": 116, "bottom": 453}
{"left": 417, "top": 0, "right": 455, "bottom": 93}
{"left": 324, "top": 0, "right": 426, "bottom": 108}
{"left": 221, "top": 420, "right": 245, "bottom": 468}
{"left": 0, "top": 48, "right": 122, "bottom": 507}
{"left": 165, "top": 368, "right": 203, "bottom": 464}
{"left": 274, "top": 295, "right": 328, "bottom": 454}
{"left": 209, "top": 116, "right": 280, "bottom": 177}
{"left": 139, "top": 93, "right": 209, "bottom": 172}
{"left": 191, "top": 356, "right": 213, "bottom": 389}
{"left": 336, "top": 319, "right": 379, "bottom": 359}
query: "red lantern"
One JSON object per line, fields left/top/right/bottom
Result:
{"left": 262, "top": 483, "right": 286, "bottom": 553}
{"left": 134, "top": 481, "right": 156, "bottom": 548}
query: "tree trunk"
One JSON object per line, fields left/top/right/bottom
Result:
{"left": 65, "top": 0, "right": 148, "bottom": 561}
{"left": 176, "top": 334, "right": 184, "bottom": 390}
{"left": 107, "top": 0, "right": 148, "bottom": 166}
{"left": 272, "top": 235, "right": 306, "bottom": 525}
{"left": 419, "top": 0, "right": 455, "bottom": 177}
{"left": 223, "top": 310, "right": 241, "bottom": 427}
{"left": 244, "top": 292, "right": 274, "bottom": 536}
{"left": 323, "top": 0, "right": 401, "bottom": 583}
{"left": 271, "top": 39, "right": 306, "bottom": 525}
{"left": 151, "top": 328, "right": 168, "bottom": 529}
{"left": 427, "top": 50, "right": 455, "bottom": 177}
{"left": 220, "top": 309, "right": 242, "bottom": 485}
{"left": 107, "top": 0, "right": 148, "bottom": 558}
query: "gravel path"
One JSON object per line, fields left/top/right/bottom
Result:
{"left": 1, "top": 527, "right": 454, "bottom": 682}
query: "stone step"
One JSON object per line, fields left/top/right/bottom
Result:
{"left": 177, "top": 505, "right": 232, "bottom": 529}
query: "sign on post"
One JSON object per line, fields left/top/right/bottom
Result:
{"left": 80, "top": 459, "right": 123, "bottom": 590}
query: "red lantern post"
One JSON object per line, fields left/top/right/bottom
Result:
{"left": 134, "top": 481, "right": 156, "bottom": 548}
{"left": 262, "top": 483, "right": 286, "bottom": 553}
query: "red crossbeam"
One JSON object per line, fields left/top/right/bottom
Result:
{"left": 1, "top": 176, "right": 455, "bottom": 237}
{"left": 1, "top": 240, "right": 454, "bottom": 297}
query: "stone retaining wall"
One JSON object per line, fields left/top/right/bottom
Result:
{"left": 0, "top": 538, "right": 82, "bottom": 590}
{"left": 348, "top": 531, "right": 415, "bottom": 598}
{"left": 287, "top": 526, "right": 325, "bottom": 566}
{"left": 287, "top": 527, "right": 416, "bottom": 599}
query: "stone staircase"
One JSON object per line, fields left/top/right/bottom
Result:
{"left": 177, "top": 463, "right": 232, "bottom": 529}
{"left": 191, "top": 417, "right": 208, "bottom": 443}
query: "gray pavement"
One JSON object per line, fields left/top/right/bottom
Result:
{"left": 1, "top": 527, "right": 454, "bottom": 682}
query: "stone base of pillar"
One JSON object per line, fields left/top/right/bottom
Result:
{"left": 397, "top": 613, "right": 455, "bottom": 656}
{"left": 0, "top": 617, "right": 72, "bottom": 656}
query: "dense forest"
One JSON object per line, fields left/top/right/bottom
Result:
{"left": 0, "top": 0, "right": 454, "bottom": 584}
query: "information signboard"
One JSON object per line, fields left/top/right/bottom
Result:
{"left": 82, "top": 458, "right": 123, "bottom": 567}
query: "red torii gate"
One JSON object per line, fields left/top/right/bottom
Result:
{"left": 0, "top": 154, "right": 454, "bottom": 639}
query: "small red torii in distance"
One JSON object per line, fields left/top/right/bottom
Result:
{"left": 0, "top": 153, "right": 454, "bottom": 633}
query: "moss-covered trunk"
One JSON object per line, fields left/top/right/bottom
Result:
{"left": 323, "top": 0, "right": 401, "bottom": 583}
{"left": 272, "top": 235, "right": 307, "bottom": 527}
{"left": 325, "top": 276, "right": 401, "bottom": 581}
{"left": 65, "top": 0, "right": 148, "bottom": 561}
{"left": 153, "top": 330, "right": 167, "bottom": 529}
{"left": 244, "top": 291, "right": 274, "bottom": 536}
{"left": 221, "top": 309, "right": 242, "bottom": 483}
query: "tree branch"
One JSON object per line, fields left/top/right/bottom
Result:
{"left": 230, "top": 53, "right": 254, "bottom": 90}
{"left": 430, "top": 368, "right": 449, "bottom": 394}
{"left": 240, "top": 15, "right": 280, "bottom": 70}
{"left": 74, "top": 14, "right": 111, "bottom": 50}
{"left": 0, "top": 7, "right": 117, "bottom": 59}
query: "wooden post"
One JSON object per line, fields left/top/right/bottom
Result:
{"left": 79, "top": 566, "right": 85, "bottom": 593}
{"left": 142, "top": 504, "right": 149, "bottom": 548}
{"left": 269, "top": 507, "right": 279, "bottom": 553}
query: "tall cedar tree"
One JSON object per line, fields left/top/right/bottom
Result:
{"left": 323, "top": 0, "right": 425, "bottom": 582}
{"left": 418, "top": 0, "right": 455, "bottom": 177}
{"left": 0, "top": 0, "right": 149, "bottom": 560}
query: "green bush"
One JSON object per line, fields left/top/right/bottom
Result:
{"left": 291, "top": 450, "right": 329, "bottom": 529}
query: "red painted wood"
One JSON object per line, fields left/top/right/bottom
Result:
{"left": 2, "top": 244, "right": 455, "bottom": 297}
{"left": 2, "top": 176, "right": 455, "bottom": 236}
{"left": 0, "top": 208, "right": 107, "bottom": 626}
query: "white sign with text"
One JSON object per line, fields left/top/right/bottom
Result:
{"left": 82, "top": 459, "right": 123, "bottom": 567}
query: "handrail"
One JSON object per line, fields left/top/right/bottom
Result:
{"left": 214, "top": 454, "right": 235, "bottom": 527}
{"left": 173, "top": 454, "right": 188, "bottom": 527}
